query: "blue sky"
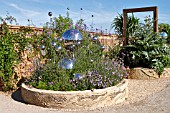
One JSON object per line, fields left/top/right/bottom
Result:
{"left": 0, "top": 0, "right": 170, "bottom": 33}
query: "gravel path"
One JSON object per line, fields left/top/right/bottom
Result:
{"left": 1, "top": 78, "right": 170, "bottom": 113}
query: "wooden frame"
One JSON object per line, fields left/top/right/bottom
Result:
{"left": 123, "top": 6, "right": 158, "bottom": 45}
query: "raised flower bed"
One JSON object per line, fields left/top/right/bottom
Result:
{"left": 20, "top": 22, "right": 129, "bottom": 109}
{"left": 21, "top": 79, "right": 128, "bottom": 110}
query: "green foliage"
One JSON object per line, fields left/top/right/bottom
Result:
{"left": 110, "top": 13, "right": 139, "bottom": 37}
{"left": 122, "top": 17, "right": 170, "bottom": 75}
{"left": 75, "top": 19, "right": 87, "bottom": 32}
{"left": 53, "top": 14, "right": 73, "bottom": 36}
{"left": 0, "top": 23, "right": 17, "bottom": 91}
{"left": 0, "top": 16, "right": 33, "bottom": 91}
{"left": 107, "top": 45, "right": 122, "bottom": 60}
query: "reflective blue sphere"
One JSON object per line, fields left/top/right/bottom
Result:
{"left": 90, "top": 59, "right": 93, "bottom": 62}
{"left": 58, "top": 58, "right": 75, "bottom": 69}
{"left": 57, "top": 37, "right": 63, "bottom": 42}
{"left": 160, "top": 32, "right": 168, "bottom": 37}
{"left": 40, "top": 45, "right": 45, "bottom": 50}
{"left": 67, "top": 45, "right": 75, "bottom": 51}
{"left": 74, "top": 73, "right": 83, "bottom": 79}
{"left": 76, "top": 41, "right": 81, "bottom": 45}
{"left": 51, "top": 42, "right": 56, "bottom": 46}
{"left": 55, "top": 46, "right": 62, "bottom": 51}
{"left": 72, "top": 44, "right": 75, "bottom": 47}
{"left": 62, "top": 29, "right": 83, "bottom": 41}
{"left": 48, "top": 12, "right": 52, "bottom": 16}
{"left": 101, "top": 45, "right": 105, "bottom": 50}
{"left": 92, "top": 36, "right": 98, "bottom": 41}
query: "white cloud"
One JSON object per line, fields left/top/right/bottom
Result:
{"left": 9, "top": 3, "right": 40, "bottom": 17}
{"left": 69, "top": 9, "right": 114, "bottom": 23}
{"left": 67, "top": 8, "right": 116, "bottom": 31}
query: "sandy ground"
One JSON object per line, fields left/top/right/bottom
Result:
{"left": 0, "top": 78, "right": 170, "bottom": 113}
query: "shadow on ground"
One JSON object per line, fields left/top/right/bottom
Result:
{"left": 11, "top": 89, "right": 27, "bottom": 104}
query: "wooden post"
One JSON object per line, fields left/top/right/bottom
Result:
{"left": 153, "top": 6, "right": 158, "bottom": 32}
{"left": 123, "top": 11, "right": 127, "bottom": 46}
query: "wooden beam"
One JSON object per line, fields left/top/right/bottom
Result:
{"left": 123, "top": 6, "right": 157, "bottom": 13}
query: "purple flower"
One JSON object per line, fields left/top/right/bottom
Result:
{"left": 122, "top": 66, "right": 126, "bottom": 70}
{"left": 48, "top": 82, "right": 55, "bottom": 85}
{"left": 121, "top": 52, "right": 126, "bottom": 56}
{"left": 70, "top": 79, "right": 73, "bottom": 83}
{"left": 113, "top": 61, "right": 118, "bottom": 65}
{"left": 112, "top": 72, "right": 116, "bottom": 75}
{"left": 47, "top": 31, "right": 52, "bottom": 35}
{"left": 118, "top": 74, "right": 121, "bottom": 77}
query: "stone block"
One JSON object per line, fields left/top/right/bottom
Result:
{"left": 128, "top": 68, "right": 170, "bottom": 80}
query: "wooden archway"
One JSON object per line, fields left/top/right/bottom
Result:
{"left": 123, "top": 6, "right": 158, "bottom": 45}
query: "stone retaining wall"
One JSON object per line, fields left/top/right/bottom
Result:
{"left": 21, "top": 79, "right": 128, "bottom": 110}
{"left": 128, "top": 68, "right": 170, "bottom": 80}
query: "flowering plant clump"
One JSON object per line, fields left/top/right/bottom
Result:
{"left": 28, "top": 40, "right": 128, "bottom": 91}
{"left": 23, "top": 13, "right": 128, "bottom": 91}
{"left": 70, "top": 59, "right": 128, "bottom": 91}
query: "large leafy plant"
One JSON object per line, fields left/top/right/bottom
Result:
{"left": 110, "top": 13, "right": 139, "bottom": 38}
{"left": 122, "top": 17, "right": 170, "bottom": 75}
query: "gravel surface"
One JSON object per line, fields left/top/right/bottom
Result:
{"left": 1, "top": 78, "right": 170, "bottom": 113}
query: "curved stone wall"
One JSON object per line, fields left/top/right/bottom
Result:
{"left": 21, "top": 79, "right": 128, "bottom": 110}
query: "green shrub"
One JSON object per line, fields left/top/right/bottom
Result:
{"left": 122, "top": 16, "right": 170, "bottom": 75}
{"left": 0, "top": 16, "right": 32, "bottom": 91}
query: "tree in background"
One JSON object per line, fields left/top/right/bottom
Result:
{"left": 110, "top": 13, "right": 139, "bottom": 44}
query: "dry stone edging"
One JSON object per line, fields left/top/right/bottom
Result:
{"left": 21, "top": 79, "right": 128, "bottom": 110}
{"left": 128, "top": 68, "right": 170, "bottom": 80}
